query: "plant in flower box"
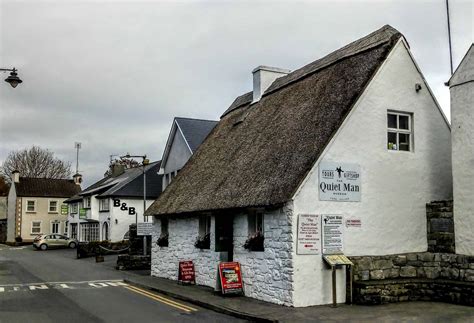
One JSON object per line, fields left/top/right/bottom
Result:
{"left": 194, "top": 233, "right": 210, "bottom": 249}
{"left": 243, "top": 231, "right": 264, "bottom": 251}
{"left": 157, "top": 233, "right": 169, "bottom": 247}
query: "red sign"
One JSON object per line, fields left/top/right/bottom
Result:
{"left": 217, "top": 262, "right": 243, "bottom": 295}
{"left": 178, "top": 261, "right": 195, "bottom": 284}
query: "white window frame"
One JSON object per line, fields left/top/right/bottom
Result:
{"left": 70, "top": 203, "right": 78, "bottom": 214}
{"left": 48, "top": 200, "right": 58, "bottom": 213}
{"left": 51, "top": 221, "right": 60, "bottom": 234}
{"left": 248, "top": 210, "right": 264, "bottom": 235}
{"left": 83, "top": 197, "right": 91, "bottom": 209}
{"left": 199, "top": 215, "right": 211, "bottom": 236}
{"left": 99, "top": 198, "right": 109, "bottom": 212}
{"left": 26, "top": 199, "right": 36, "bottom": 213}
{"left": 387, "top": 111, "right": 413, "bottom": 152}
{"left": 31, "top": 221, "right": 42, "bottom": 234}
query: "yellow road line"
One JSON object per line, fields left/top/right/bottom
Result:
{"left": 124, "top": 285, "right": 198, "bottom": 313}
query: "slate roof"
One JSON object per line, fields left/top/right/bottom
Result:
{"left": 78, "top": 161, "right": 162, "bottom": 199}
{"left": 15, "top": 177, "right": 81, "bottom": 198}
{"left": 175, "top": 117, "right": 218, "bottom": 153}
{"left": 146, "top": 25, "right": 403, "bottom": 216}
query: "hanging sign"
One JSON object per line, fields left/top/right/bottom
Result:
{"left": 79, "top": 208, "right": 87, "bottom": 219}
{"left": 178, "top": 261, "right": 196, "bottom": 284}
{"left": 297, "top": 214, "right": 320, "bottom": 255}
{"left": 61, "top": 204, "right": 68, "bottom": 215}
{"left": 217, "top": 262, "right": 244, "bottom": 295}
{"left": 137, "top": 222, "right": 153, "bottom": 236}
{"left": 319, "top": 161, "right": 361, "bottom": 202}
{"left": 322, "top": 215, "right": 344, "bottom": 254}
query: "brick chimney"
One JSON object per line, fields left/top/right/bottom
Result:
{"left": 111, "top": 164, "right": 125, "bottom": 177}
{"left": 12, "top": 170, "right": 20, "bottom": 183}
{"left": 252, "top": 65, "right": 291, "bottom": 102}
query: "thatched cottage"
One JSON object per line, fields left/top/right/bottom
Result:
{"left": 145, "top": 25, "right": 452, "bottom": 307}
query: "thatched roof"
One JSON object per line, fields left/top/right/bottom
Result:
{"left": 146, "top": 25, "right": 402, "bottom": 216}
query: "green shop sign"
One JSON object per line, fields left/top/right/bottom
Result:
{"left": 61, "top": 204, "right": 68, "bottom": 215}
{"left": 79, "top": 208, "right": 87, "bottom": 219}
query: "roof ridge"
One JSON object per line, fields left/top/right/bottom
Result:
{"left": 175, "top": 117, "right": 218, "bottom": 123}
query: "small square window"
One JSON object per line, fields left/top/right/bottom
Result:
{"left": 387, "top": 112, "right": 412, "bottom": 152}
{"left": 83, "top": 197, "right": 91, "bottom": 209}
{"left": 99, "top": 199, "right": 109, "bottom": 212}
{"left": 49, "top": 201, "right": 58, "bottom": 213}
{"left": 31, "top": 221, "right": 41, "bottom": 234}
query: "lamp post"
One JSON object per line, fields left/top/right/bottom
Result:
{"left": 1, "top": 67, "right": 23, "bottom": 88}
{"left": 121, "top": 153, "right": 149, "bottom": 256}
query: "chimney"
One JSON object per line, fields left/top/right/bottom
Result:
{"left": 73, "top": 173, "right": 82, "bottom": 185}
{"left": 111, "top": 164, "right": 125, "bottom": 177}
{"left": 252, "top": 65, "right": 291, "bottom": 102}
{"left": 12, "top": 170, "right": 20, "bottom": 183}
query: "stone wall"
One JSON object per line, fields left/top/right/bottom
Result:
{"left": 233, "top": 206, "right": 294, "bottom": 306}
{"left": 426, "top": 200, "right": 455, "bottom": 253}
{"left": 349, "top": 252, "right": 474, "bottom": 305}
{"left": 151, "top": 205, "right": 294, "bottom": 306}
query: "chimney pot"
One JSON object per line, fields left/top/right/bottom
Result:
{"left": 12, "top": 170, "right": 20, "bottom": 183}
{"left": 252, "top": 65, "right": 291, "bottom": 102}
{"left": 73, "top": 173, "right": 83, "bottom": 185}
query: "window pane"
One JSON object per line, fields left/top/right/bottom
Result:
{"left": 399, "top": 115, "right": 409, "bottom": 130}
{"left": 399, "top": 133, "right": 410, "bottom": 151}
{"left": 387, "top": 114, "right": 397, "bottom": 128}
{"left": 387, "top": 132, "right": 397, "bottom": 150}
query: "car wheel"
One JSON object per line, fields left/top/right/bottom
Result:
{"left": 69, "top": 242, "right": 77, "bottom": 249}
{"left": 40, "top": 244, "right": 48, "bottom": 251}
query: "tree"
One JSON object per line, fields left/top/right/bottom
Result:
{"left": 0, "top": 146, "right": 72, "bottom": 183}
{"left": 0, "top": 176, "right": 9, "bottom": 196}
{"left": 103, "top": 158, "right": 140, "bottom": 177}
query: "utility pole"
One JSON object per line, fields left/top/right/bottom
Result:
{"left": 74, "top": 142, "right": 81, "bottom": 174}
{"left": 446, "top": 0, "right": 454, "bottom": 75}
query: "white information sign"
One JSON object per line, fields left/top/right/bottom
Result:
{"left": 137, "top": 222, "right": 153, "bottom": 236}
{"left": 297, "top": 214, "right": 320, "bottom": 255}
{"left": 319, "top": 161, "right": 361, "bottom": 202}
{"left": 322, "top": 215, "right": 344, "bottom": 254}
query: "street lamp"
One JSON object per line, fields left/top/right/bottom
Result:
{"left": 121, "top": 153, "right": 150, "bottom": 256}
{"left": 1, "top": 67, "right": 22, "bottom": 88}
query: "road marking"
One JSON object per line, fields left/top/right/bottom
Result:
{"left": 124, "top": 285, "right": 198, "bottom": 313}
{"left": 0, "top": 280, "right": 126, "bottom": 293}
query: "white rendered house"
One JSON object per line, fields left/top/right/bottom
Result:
{"left": 146, "top": 25, "right": 452, "bottom": 307}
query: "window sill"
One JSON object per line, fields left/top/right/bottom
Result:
{"left": 26, "top": 211, "right": 36, "bottom": 214}
{"left": 48, "top": 212, "right": 59, "bottom": 214}
{"left": 30, "top": 233, "right": 42, "bottom": 235}
{"left": 99, "top": 210, "right": 110, "bottom": 213}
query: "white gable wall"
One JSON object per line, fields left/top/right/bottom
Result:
{"left": 450, "top": 45, "right": 474, "bottom": 256}
{"left": 291, "top": 39, "right": 452, "bottom": 307}
{"left": 163, "top": 127, "right": 192, "bottom": 175}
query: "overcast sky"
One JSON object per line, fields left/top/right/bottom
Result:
{"left": 0, "top": 0, "right": 472, "bottom": 187}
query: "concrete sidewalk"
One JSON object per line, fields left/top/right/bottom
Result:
{"left": 124, "top": 274, "right": 474, "bottom": 322}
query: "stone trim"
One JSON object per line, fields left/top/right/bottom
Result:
{"left": 426, "top": 200, "right": 455, "bottom": 253}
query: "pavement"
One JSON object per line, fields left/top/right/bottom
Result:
{"left": 2, "top": 244, "right": 474, "bottom": 322}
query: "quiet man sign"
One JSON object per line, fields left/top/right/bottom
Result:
{"left": 319, "top": 161, "right": 361, "bottom": 202}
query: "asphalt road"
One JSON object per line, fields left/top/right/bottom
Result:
{"left": 0, "top": 245, "right": 246, "bottom": 323}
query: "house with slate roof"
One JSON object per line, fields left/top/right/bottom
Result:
{"left": 65, "top": 162, "right": 162, "bottom": 242}
{"left": 447, "top": 44, "right": 474, "bottom": 256}
{"left": 146, "top": 25, "right": 452, "bottom": 307}
{"left": 6, "top": 171, "right": 82, "bottom": 243}
{"left": 159, "top": 117, "right": 217, "bottom": 189}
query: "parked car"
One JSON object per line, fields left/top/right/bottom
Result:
{"left": 33, "top": 234, "right": 78, "bottom": 251}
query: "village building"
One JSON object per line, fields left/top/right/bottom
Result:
{"left": 447, "top": 44, "right": 474, "bottom": 256}
{"left": 159, "top": 117, "right": 217, "bottom": 189}
{"left": 65, "top": 162, "right": 162, "bottom": 242}
{"left": 6, "top": 171, "right": 82, "bottom": 243}
{"left": 146, "top": 25, "right": 453, "bottom": 307}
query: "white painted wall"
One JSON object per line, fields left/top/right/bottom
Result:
{"left": 6, "top": 185, "right": 17, "bottom": 242}
{"left": 163, "top": 128, "right": 192, "bottom": 175}
{"left": 450, "top": 46, "right": 474, "bottom": 256}
{"left": 291, "top": 39, "right": 452, "bottom": 307}
{"left": 109, "top": 198, "right": 155, "bottom": 241}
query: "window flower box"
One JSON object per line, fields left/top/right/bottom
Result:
{"left": 157, "top": 233, "right": 169, "bottom": 247}
{"left": 194, "top": 233, "right": 210, "bottom": 249}
{"left": 243, "top": 231, "right": 264, "bottom": 252}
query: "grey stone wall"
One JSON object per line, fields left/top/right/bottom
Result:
{"left": 349, "top": 252, "right": 474, "bottom": 305}
{"left": 233, "top": 205, "right": 294, "bottom": 306}
{"left": 426, "top": 200, "right": 455, "bottom": 253}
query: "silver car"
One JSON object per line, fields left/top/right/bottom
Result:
{"left": 33, "top": 234, "right": 78, "bottom": 250}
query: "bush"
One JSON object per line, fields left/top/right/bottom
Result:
{"left": 244, "top": 231, "right": 264, "bottom": 251}
{"left": 194, "top": 233, "right": 210, "bottom": 249}
{"left": 157, "top": 234, "right": 168, "bottom": 247}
